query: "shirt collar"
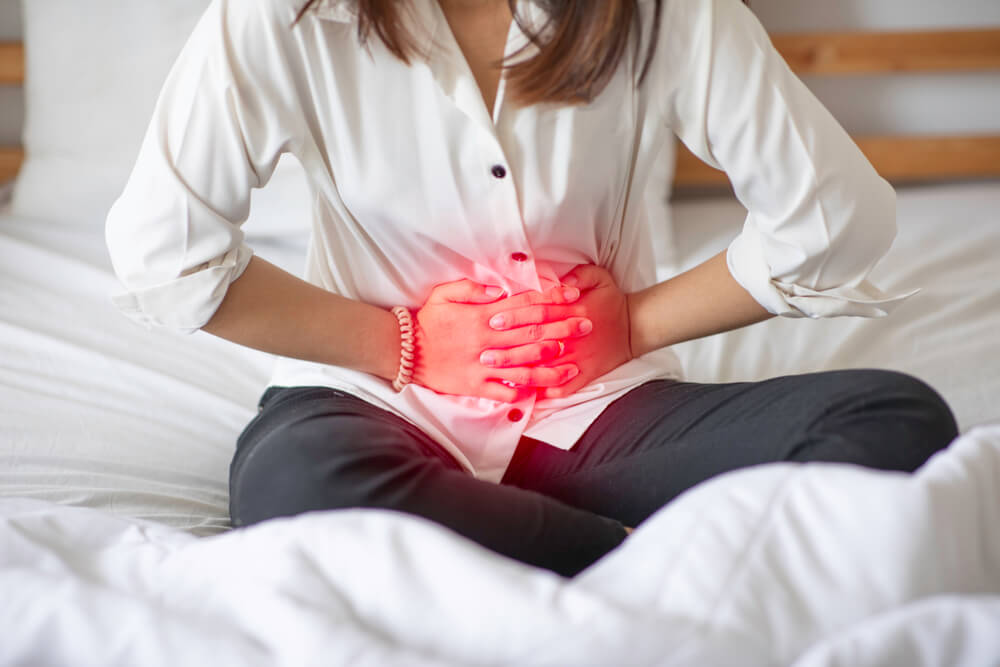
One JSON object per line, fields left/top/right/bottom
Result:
{"left": 310, "top": 0, "right": 356, "bottom": 23}
{"left": 310, "top": 0, "right": 548, "bottom": 24}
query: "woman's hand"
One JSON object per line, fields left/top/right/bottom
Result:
{"left": 483, "top": 265, "right": 633, "bottom": 400}
{"left": 413, "top": 279, "right": 594, "bottom": 403}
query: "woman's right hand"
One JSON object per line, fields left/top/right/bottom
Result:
{"left": 412, "top": 279, "right": 593, "bottom": 403}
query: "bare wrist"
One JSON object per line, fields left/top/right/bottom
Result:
{"left": 368, "top": 306, "right": 404, "bottom": 381}
{"left": 625, "top": 290, "right": 651, "bottom": 358}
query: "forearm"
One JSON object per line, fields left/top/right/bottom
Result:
{"left": 201, "top": 255, "right": 400, "bottom": 381}
{"left": 627, "top": 250, "right": 773, "bottom": 357}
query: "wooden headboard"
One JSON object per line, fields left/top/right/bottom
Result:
{"left": 0, "top": 42, "right": 22, "bottom": 183}
{"left": 1, "top": 28, "right": 999, "bottom": 186}
{"left": 675, "top": 27, "right": 1000, "bottom": 189}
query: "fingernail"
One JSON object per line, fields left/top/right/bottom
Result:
{"left": 562, "top": 275, "right": 578, "bottom": 286}
{"left": 480, "top": 352, "right": 497, "bottom": 366}
{"left": 579, "top": 319, "right": 593, "bottom": 334}
{"left": 485, "top": 286, "right": 505, "bottom": 298}
{"left": 490, "top": 314, "right": 506, "bottom": 329}
{"left": 567, "top": 366, "right": 579, "bottom": 379}
{"left": 562, "top": 287, "right": 579, "bottom": 301}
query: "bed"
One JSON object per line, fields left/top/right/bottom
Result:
{"left": 2, "top": 2, "right": 999, "bottom": 665}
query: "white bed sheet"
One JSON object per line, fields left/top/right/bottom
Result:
{"left": 0, "top": 213, "right": 301, "bottom": 534}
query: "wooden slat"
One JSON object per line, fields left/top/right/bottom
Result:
{"left": 0, "top": 146, "right": 23, "bottom": 183}
{"left": 0, "top": 28, "right": 995, "bottom": 88}
{"left": 772, "top": 28, "right": 1000, "bottom": 75}
{"left": 860, "top": 135, "right": 1000, "bottom": 182}
{"left": 0, "top": 42, "right": 24, "bottom": 85}
{"left": 675, "top": 135, "right": 1000, "bottom": 188}
{"left": 0, "top": 29, "right": 995, "bottom": 84}
{"left": 674, "top": 147, "right": 732, "bottom": 189}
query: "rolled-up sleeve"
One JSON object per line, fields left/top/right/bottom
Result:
{"left": 105, "top": 0, "right": 305, "bottom": 332}
{"left": 659, "top": 0, "right": 915, "bottom": 318}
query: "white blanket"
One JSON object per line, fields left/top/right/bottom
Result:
{"left": 4, "top": 425, "right": 999, "bottom": 667}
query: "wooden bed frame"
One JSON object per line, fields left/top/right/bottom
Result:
{"left": 675, "top": 27, "right": 1000, "bottom": 188}
{"left": 1, "top": 28, "right": 999, "bottom": 187}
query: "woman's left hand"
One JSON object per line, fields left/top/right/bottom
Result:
{"left": 483, "top": 264, "right": 634, "bottom": 399}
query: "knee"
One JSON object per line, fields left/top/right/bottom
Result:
{"left": 840, "top": 369, "right": 958, "bottom": 466}
{"left": 229, "top": 420, "right": 406, "bottom": 527}
{"left": 862, "top": 370, "right": 957, "bottom": 434}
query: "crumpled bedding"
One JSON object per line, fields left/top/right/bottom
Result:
{"left": 3, "top": 424, "right": 999, "bottom": 667}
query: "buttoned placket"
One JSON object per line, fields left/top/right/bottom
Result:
{"left": 418, "top": 0, "right": 543, "bottom": 457}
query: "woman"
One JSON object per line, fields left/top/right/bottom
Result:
{"left": 106, "top": 0, "right": 957, "bottom": 577}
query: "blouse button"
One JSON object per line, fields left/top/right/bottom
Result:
{"left": 511, "top": 252, "right": 528, "bottom": 262}
{"left": 491, "top": 164, "right": 507, "bottom": 179}
{"left": 507, "top": 408, "right": 524, "bottom": 422}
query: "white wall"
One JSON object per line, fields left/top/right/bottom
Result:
{"left": 0, "top": 1, "right": 998, "bottom": 146}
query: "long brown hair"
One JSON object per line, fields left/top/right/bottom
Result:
{"left": 291, "top": 0, "right": 664, "bottom": 105}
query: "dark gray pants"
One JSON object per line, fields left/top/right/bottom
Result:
{"left": 229, "top": 369, "right": 957, "bottom": 577}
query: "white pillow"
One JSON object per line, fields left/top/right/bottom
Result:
{"left": 11, "top": 0, "right": 311, "bottom": 243}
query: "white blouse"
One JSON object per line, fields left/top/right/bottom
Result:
{"left": 106, "top": 0, "right": 909, "bottom": 482}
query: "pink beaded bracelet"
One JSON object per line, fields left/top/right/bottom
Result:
{"left": 391, "top": 306, "right": 417, "bottom": 392}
